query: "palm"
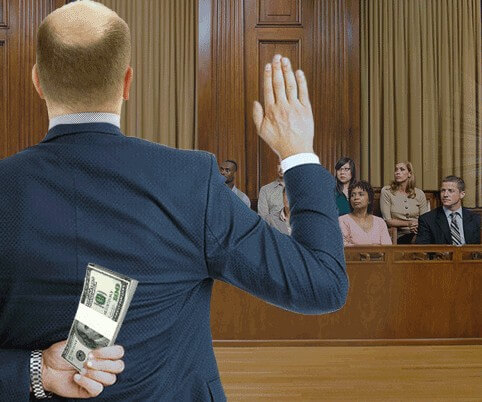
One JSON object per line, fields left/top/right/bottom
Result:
{"left": 43, "top": 341, "right": 94, "bottom": 398}
{"left": 253, "top": 55, "right": 314, "bottom": 160}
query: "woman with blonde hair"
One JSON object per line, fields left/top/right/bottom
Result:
{"left": 380, "top": 162, "right": 429, "bottom": 243}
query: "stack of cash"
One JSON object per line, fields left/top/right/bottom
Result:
{"left": 62, "top": 263, "right": 138, "bottom": 371}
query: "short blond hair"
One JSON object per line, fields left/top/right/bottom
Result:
{"left": 36, "top": 1, "right": 131, "bottom": 108}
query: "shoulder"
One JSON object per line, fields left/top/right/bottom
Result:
{"left": 380, "top": 186, "right": 392, "bottom": 196}
{"left": 127, "top": 136, "right": 214, "bottom": 162}
{"left": 414, "top": 188, "right": 426, "bottom": 199}
{"left": 420, "top": 207, "right": 440, "bottom": 221}
{"left": 463, "top": 208, "right": 481, "bottom": 222}
{"left": 259, "top": 181, "right": 276, "bottom": 192}
{"left": 338, "top": 214, "right": 352, "bottom": 226}
{"left": 373, "top": 215, "right": 387, "bottom": 226}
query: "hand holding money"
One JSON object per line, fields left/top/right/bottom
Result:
{"left": 63, "top": 263, "right": 138, "bottom": 371}
{"left": 42, "top": 340, "right": 125, "bottom": 398}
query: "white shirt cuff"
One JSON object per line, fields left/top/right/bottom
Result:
{"left": 281, "top": 153, "right": 320, "bottom": 173}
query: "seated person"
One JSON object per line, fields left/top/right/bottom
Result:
{"left": 219, "top": 159, "right": 251, "bottom": 207}
{"left": 339, "top": 180, "right": 392, "bottom": 246}
{"left": 334, "top": 157, "right": 356, "bottom": 216}
{"left": 416, "top": 176, "right": 481, "bottom": 245}
{"left": 258, "top": 163, "right": 284, "bottom": 219}
{"left": 380, "top": 161, "right": 429, "bottom": 244}
{"left": 265, "top": 186, "right": 291, "bottom": 235}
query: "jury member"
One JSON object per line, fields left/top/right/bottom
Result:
{"left": 416, "top": 176, "right": 481, "bottom": 245}
{"left": 219, "top": 159, "right": 251, "bottom": 208}
{"left": 258, "top": 163, "right": 284, "bottom": 219}
{"left": 0, "top": 1, "right": 348, "bottom": 399}
{"left": 265, "top": 186, "right": 291, "bottom": 235}
{"left": 334, "top": 157, "right": 356, "bottom": 216}
{"left": 339, "top": 181, "right": 392, "bottom": 246}
{"left": 380, "top": 161, "right": 429, "bottom": 243}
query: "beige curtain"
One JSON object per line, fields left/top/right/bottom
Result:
{"left": 98, "top": 0, "right": 196, "bottom": 149}
{"left": 361, "top": 0, "right": 481, "bottom": 207}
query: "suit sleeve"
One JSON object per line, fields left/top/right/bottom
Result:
{"left": 204, "top": 154, "right": 348, "bottom": 315}
{"left": 415, "top": 213, "right": 432, "bottom": 244}
{"left": 0, "top": 349, "right": 31, "bottom": 401}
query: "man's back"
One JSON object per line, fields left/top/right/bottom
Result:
{"left": 0, "top": 122, "right": 348, "bottom": 401}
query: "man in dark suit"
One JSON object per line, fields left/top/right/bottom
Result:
{"left": 416, "top": 176, "right": 481, "bottom": 245}
{"left": 0, "top": 2, "right": 348, "bottom": 401}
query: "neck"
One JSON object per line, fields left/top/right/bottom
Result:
{"left": 446, "top": 203, "right": 461, "bottom": 212}
{"left": 46, "top": 99, "right": 123, "bottom": 120}
{"left": 397, "top": 181, "right": 408, "bottom": 192}
{"left": 352, "top": 208, "right": 369, "bottom": 218}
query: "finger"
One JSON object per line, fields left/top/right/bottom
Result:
{"left": 84, "top": 369, "right": 117, "bottom": 386}
{"left": 263, "top": 63, "right": 274, "bottom": 108}
{"left": 272, "top": 54, "right": 287, "bottom": 103}
{"left": 90, "top": 345, "right": 124, "bottom": 360}
{"left": 74, "top": 374, "right": 104, "bottom": 397}
{"left": 86, "top": 358, "right": 125, "bottom": 374}
{"left": 281, "top": 57, "right": 297, "bottom": 102}
{"left": 296, "top": 70, "right": 310, "bottom": 106}
{"left": 253, "top": 101, "right": 264, "bottom": 132}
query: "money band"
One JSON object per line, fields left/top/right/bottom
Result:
{"left": 75, "top": 303, "right": 117, "bottom": 340}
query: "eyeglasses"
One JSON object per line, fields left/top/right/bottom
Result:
{"left": 338, "top": 167, "right": 351, "bottom": 172}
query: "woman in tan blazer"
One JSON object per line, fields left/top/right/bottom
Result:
{"left": 380, "top": 161, "right": 429, "bottom": 244}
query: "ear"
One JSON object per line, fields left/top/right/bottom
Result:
{"left": 32, "top": 64, "right": 45, "bottom": 99}
{"left": 123, "top": 66, "right": 133, "bottom": 100}
{"left": 459, "top": 191, "right": 465, "bottom": 199}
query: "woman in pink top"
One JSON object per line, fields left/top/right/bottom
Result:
{"left": 339, "top": 180, "right": 392, "bottom": 246}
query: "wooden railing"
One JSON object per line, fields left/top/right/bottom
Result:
{"left": 211, "top": 245, "right": 482, "bottom": 346}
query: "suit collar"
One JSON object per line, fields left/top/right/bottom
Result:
{"left": 41, "top": 123, "right": 124, "bottom": 143}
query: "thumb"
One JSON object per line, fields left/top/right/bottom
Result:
{"left": 252, "top": 101, "right": 263, "bottom": 133}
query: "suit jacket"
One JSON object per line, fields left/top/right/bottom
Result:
{"left": 416, "top": 206, "right": 481, "bottom": 244}
{"left": 0, "top": 123, "right": 348, "bottom": 401}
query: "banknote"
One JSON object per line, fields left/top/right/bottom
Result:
{"left": 62, "top": 263, "right": 138, "bottom": 371}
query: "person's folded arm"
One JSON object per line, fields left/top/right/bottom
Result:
{"left": 0, "top": 349, "right": 30, "bottom": 401}
{"left": 204, "top": 154, "right": 348, "bottom": 315}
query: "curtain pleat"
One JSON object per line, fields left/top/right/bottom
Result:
{"left": 361, "top": 0, "right": 481, "bottom": 207}
{"left": 98, "top": 0, "right": 196, "bottom": 150}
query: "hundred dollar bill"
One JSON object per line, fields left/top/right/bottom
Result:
{"left": 62, "top": 263, "right": 138, "bottom": 371}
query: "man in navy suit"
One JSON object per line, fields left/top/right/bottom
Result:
{"left": 416, "top": 176, "right": 481, "bottom": 245}
{"left": 0, "top": 1, "right": 348, "bottom": 401}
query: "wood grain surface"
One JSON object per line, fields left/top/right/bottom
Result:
{"left": 214, "top": 345, "right": 482, "bottom": 400}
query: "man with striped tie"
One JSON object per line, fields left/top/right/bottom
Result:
{"left": 416, "top": 176, "right": 481, "bottom": 245}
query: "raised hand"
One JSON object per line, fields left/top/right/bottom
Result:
{"left": 41, "top": 340, "right": 125, "bottom": 398}
{"left": 253, "top": 54, "right": 314, "bottom": 160}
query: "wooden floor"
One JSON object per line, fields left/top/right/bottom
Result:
{"left": 214, "top": 345, "right": 482, "bottom": 401}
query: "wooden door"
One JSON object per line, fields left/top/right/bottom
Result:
{"left": 198, "top": 0, "right": 360, "bottom": 202}
{"left": 0, "top": 0, "right": 67, "bottom": 159}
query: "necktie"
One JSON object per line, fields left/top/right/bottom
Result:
{"left": 450, "top": 212, "right": 462, "bottom": 245}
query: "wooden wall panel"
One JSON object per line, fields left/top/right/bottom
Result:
{"left": 198, "top": 0, "right": 360, "bottom": 201}
{"left": 197, "top": 0, "right": 247, "bottom": 188}
{"left": 245, "top": 0, "right": 313, "bottom": 197}
{"left": 259, "top": 0, "right": 301, "bottom": 24}
{"left": 210, "top": 245, "right": 482, "bottom": 343}
{"left": 0, "top": 0, "right": 67, "bottom": 160}
{"left": 0, "top": 0, "right": 8, "bottom": 27}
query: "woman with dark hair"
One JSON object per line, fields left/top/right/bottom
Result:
{"left": 380, "top": 161, "right": 429, "bottom": 244}
{"left": 334, "top": 157, "right": 356, "bottom": 216}
{"left": 339, "top": 180, "right": 392, "bottom": 246}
